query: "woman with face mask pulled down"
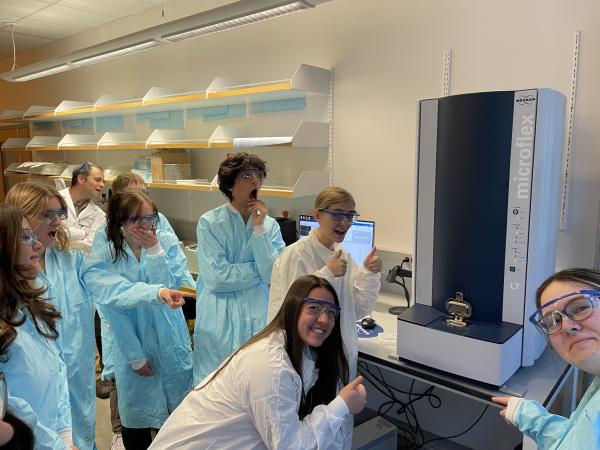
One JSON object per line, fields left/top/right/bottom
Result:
{"left": 492, "top": 268, "right": 600, "bottom": 449}
{"left": 96, "top": 191, "right": 194, "bottom": 449}
{"left": 6, "top": 182, "right": 189, "bottom": 450}
{"left": 0, "top": 204, "right": 72, "bottom": 449}
{"left": 150, "top": 275, "right": 367, "bottom": 450}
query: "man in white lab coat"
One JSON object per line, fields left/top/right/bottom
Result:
{"left": 59, "top": 161, "right": 106, "bottom": 251}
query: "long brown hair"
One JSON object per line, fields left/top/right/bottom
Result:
{"left": 198, "top": 275, "right": 349, "bottom": 419}
{"left": 0, "top": 205, "right": 61, "bottom": 359}
{"left": 6, "top": 182, "right": 70, "bottom": 251}
{"left": 106, "top": 191, "right": 158, "bottom": 263}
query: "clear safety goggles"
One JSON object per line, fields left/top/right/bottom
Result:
{"left": 303, "top": 298, "right": 341, "bottom": 321}
{"left": 22, "top": 229, "right": 38, "bottom": 246}
{"left": 238, "top": 169, "right": 265, "bottom": 182}
{"left": 319, "top": 209, "right": 360, "bottom": 224}
{"left": 42, "top": 208, "right": 67, "bottom": 223}
{"left": 127, "top": 213, "right": 159, "bottom": 228}
{"left": 529, "top": 289, "right": 600, "bottom": 336}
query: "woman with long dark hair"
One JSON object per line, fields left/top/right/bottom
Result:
{"left": 97, "top": 191, "right": 194, "bottom": 449}
{"left": 0, "top": 203, "right": 72, "bottom": 449}
{"left": 150, "top": 275, "right": 367, "bottom": 449}
{"left": 6, "top": 182, "right": 189, "bottom": 450}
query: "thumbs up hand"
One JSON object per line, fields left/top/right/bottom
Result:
{"left": 326, "top": 249, "right": 348, "bottom": 277}
{"left": 339, "top": 376, "right": 367, "bottom": 414}
{"left": 363, "top": 247, "right": 382, "bottom": 273}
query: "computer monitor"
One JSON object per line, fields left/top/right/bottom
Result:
{"left": 298, "top": 214, "right": 375, "bottom": 265}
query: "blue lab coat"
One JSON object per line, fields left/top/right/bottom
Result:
{"left": 37, "top": 247, "right": 164, "bottom": 450}
{"left": 193, "top": 203, "right": 285, "bottom": 384}
{"left": 92, "top": 212, "right": 178, "bottom": 381}
{"left": 96, "top": 230, "right": 194, "bottom": 429}
{"left": 514, "top": 376, "right": 600, "bottom": 449}
{"left": 1, "top": 310, "right": 71, "bottom": 450}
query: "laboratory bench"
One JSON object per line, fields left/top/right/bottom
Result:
{"left": 357, "top": 293, "right": 577, "bottom": 450}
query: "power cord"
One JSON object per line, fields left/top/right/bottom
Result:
{"left": 414, "top": 404, "right": 489, "bottom": 449}
{"left": 358, "top": 360, "right": 489, "bottom": 449}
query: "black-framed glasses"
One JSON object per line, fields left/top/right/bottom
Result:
{"left": 319, "top": 209, "right": 359, "bottom": 224}
{"left": 21, "top": 229, "right": 38, "bottom": 246}
{"left": 127, "top": 213, "right": 159, "bottom": 229}
{"left": 42, "top": 208, "right": 67, "bottom": 223}
{"left": 529, "top": 289, "right": 600, "bottom": 336}
{"left": 0, "top": 372, "right": 6, "bottom": 419}
{"left": 303, "top": 298, "right": 341, "bottom": 321}
{"left": 238, "top": 169, "right": 265, "bottom": 182}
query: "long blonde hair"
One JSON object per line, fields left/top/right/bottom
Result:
{"left": 6, "top": 182, "right": 70, "bottom": 251}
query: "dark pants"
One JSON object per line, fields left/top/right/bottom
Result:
{"left": 110, "top": 380, "right": 122, "bottom": 434}
{"left": 94, "top": 311, "right": 104, "bottom": 372}
{"left": 121, "top": 427, "right": 153, "bottom": 450}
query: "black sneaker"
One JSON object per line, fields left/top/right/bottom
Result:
{"left": 96, "top": 378, "right": 111, "bottom": 399}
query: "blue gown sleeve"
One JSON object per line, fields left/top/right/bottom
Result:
{"left": 91, "top": 221, "right": 108, "bottom": 254}
{"left": 142, "top": 231, "right": 195, "bottom": 289}
{"left": 101, "top": 307, "right": 146, "bottom": 363}
{"left": 250, "top": 219, "right": 285, "bottom": 285}
{"left": 55, "top": 358, "right": 72, "bottom": 433}
{"left": 7, "top": 397, "right": 67, "bottom": 450}
{"left": 196, "top": 216, "right": 261, "bottom": 292}
{"left": 514, "top": 399, "right": 570, "bottom": 449}
{"left": 79, "top": 252, "right": 164, "bottom": 307}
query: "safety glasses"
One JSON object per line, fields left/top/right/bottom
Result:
{"left": 22, "top": 229, "right": 38, "bottom": 246}
{"left": 238, "top": 169, "right": 265, "bottom": 182}
{"left": 303, "top": 298, "right": 341, "bottom": 321}
{"left": 529, "top": 289, "right": 600, "bottom": 336}
{"left": 42, "top": 208, "right": 67, "bottom": 223}
{"left": 126, "top": 213, "right": 159, "bottom": 229}
{"left": 319, "top": 209, "right": 360, "bottom": 224}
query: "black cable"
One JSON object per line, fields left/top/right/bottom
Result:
{"left": 359, "top": 360, "right": 487, "bottom": 449}
{"left": 358, "top": 361, "right": 442, "bottom": 448}
{"left": 414, "top": 404, "right": 489, "bottom": 449}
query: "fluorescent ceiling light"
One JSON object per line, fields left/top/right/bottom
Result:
{"left": 1, "top": 0, "right": 332, "bottom": 83}
{"left": 71, "top": 40, "right": 160, "bottom": 66}
{"left": 162, "top": 2, "right": 309, "bottom": 42}
{"left": 14, "top": 64, "right": 72, "bottom": 82}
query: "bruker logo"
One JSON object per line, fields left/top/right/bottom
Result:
{"left": 516, "top": 95, "right": 536, "bottom": 106}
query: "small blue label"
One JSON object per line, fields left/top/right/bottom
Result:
{"left": 356, "top": 322, "right": 384, "bottom": 338}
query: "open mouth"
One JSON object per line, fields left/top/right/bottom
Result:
{"left": 48, "top": 230, "right": 57, "bottom": 239}
{"left": 249, "top": 189, "right": 258, "bottom": 200}
{"left": 334, "top": 228, "right": 348, "bottom": 238}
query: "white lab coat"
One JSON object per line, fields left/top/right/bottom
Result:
{"left": 59, "top": 187, "right": 105, "bottom": 250}
{"left": 268, "top": 230, "right": 381, "bottom": 375}
{"left": 149, "top": 331, "right": 351, "bottom": 450}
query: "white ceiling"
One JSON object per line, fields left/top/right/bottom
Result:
{"left": 0, "top": 0, "right": 165, "bottom": 61}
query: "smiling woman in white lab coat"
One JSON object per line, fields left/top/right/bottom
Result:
{"left": 150, "top": 275, "right": 368, "bottom": 450}
{"left": 268, "top": 186, "right": 382, "bottom": 377}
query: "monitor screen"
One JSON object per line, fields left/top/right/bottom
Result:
{"left": 298, "top": 214, "right": 375, "bottom": 265}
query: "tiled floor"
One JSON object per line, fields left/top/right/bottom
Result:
{"left": 95, "top": 397, "right": 113, "bottom": 450}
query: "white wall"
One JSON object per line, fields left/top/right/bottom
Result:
{"left": 2, "top": 0, "right": 599, "bottom": 267}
